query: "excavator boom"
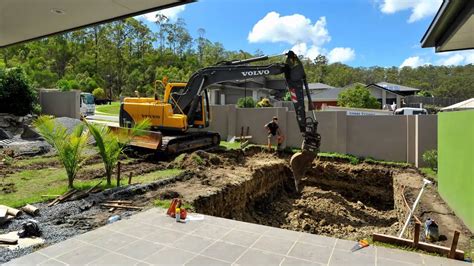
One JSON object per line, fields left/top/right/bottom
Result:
{"left": 117, "top": 51, "right": 320, "bottom": 189}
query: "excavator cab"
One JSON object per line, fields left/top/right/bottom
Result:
{"left": 166, "top": 83, "right": 210, "bottom": 129}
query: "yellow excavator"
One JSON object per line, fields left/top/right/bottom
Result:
{"left": 117, "top": 51, "right": 320, "bottom": 190}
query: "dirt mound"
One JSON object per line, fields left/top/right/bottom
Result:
{"left": 250, "top": 186, "right": 398, "bottom": 240}
{"left": 169, "top": 150, "right": 222, "bottom": 169}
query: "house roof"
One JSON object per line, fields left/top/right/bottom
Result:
{"left": 0, "top": 0, "right": 193, "bottom": 47}
{"left": 370, "top": 82, "right": 420, "bottom": 93}
{"left": 311, "top": 88, "right": 347, "bottom": 101}
{"left": 308, "top": 83, "right": 334, "bottom": 90}
{"left": 421, "top": 0, "right": 473, "bottom": 52}
{"left": 441, "top": 98, "right": 474, "bottom": 111}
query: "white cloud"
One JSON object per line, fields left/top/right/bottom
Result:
{"left": 400, "top": 56, "right": 425, "bottom": 68}
{"left": 380, "top": 0, "right": 442, "bottom": 23}
{"left": 436, "top": 54, "right": 465, "bottom": 66}
{"left": 249, "top": 12, "right": 355, "bottom": 63}
{"left": 138, "top": 6, "right": 185, "bottom": 22}
{"left": 400, "top": 50, "right": 474, "bottom": 68}
{"left": 465, "top": 52, "right": 474, "bottom": 64}
{"left": 248, "top": 12, "right": 330, "bottom": 46}
{"left": 327, "top": 47, "right": 356, "bottom": 63}
{"left": 290, "top": 43, "right": 323, "bottom": 60}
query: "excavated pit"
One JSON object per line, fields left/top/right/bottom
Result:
{"left": 192, "top": 156, "right": 401, "bottom": 240}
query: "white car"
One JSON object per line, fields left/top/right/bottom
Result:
{"left": 394, "top": 107, "right": 428, "bottom": 115}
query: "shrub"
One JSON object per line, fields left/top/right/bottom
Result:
{"left": 92, "top": 88, "right": 106, "bottom": 99}
{"left": 256, "top": 98, "right": 273, "bottom": 108}
{"left": 0, "top": 67, "right": 36, "bottom": 116}
{"left": 338, "top": 85, "right": 380, "bottom": 109}
{"left": 237, "top": 97, "right": 256, "bottom": 108}
{"left": 56, "top": 79, "right": 71, "bottom": 91}
{"left": 423, "top": 149, "right": 438, "bottom": 172}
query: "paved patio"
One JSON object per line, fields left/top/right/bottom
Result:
{"left": 5, "top": 208, "right": 469, "bottom": 265}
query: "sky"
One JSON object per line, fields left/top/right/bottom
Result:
{"left": 137, "top": 0, "right": 474, "bottom": 68}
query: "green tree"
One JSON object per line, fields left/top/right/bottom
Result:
{"left": 92, "top": 87, "right": 106, "bottom": 99}
{"left": 0, "top": 67, "right": 36, "bottom": 115}
{"left": 85, "top": 119, "right": 150, "bottom": 186}
{"left": 34, "top": 116, "right": 89, "bottom": 188}
{"left": 338, "top": 85, "right": 380, "bottom": 109}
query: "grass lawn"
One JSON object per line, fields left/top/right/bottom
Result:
{"left": 1, "top": 159, "right": 182, "bottom": 208}
{"left": 419, "top": 167, "right": 437, "bottom": 181}
{"left": 95, "top": 101, "right": 120, "bottom": 116}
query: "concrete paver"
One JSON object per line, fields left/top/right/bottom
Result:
{"left": 5, "top": 208, "right": 471, "bottom": 265}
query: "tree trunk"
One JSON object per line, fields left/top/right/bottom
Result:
{"left": 106, "top": 168, "right": 112, "bottom": 186}
{"left": 68, "top": 175, "right": 74, "bottom": 189}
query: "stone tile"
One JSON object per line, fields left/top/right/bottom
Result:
{"left": 144, "top": 246, "right": 195, "bottom": 265}
{"left": 116, "top": 239, "right": 164, "bottom": 260}
{"left": 334, "top": 239, "right": 375, "bottom": 256}
{"left": 88, "top": 252, "right": 141, "bottom": 265}
{"left": 38, "top": 259, "right": 67, "bottom": 265}
{"left": 163, "top": 218, "right": 206, "bottom": 233}
{"left": 281, "top": 257, "right": 324, "bottom": 266}
{"left": 253, "top": 235, "right": 295, "bottom": 255}
{"left": 56, "top": 244, "right": 109, "bottom": 265}
{"left": 112, "top": 223, "right": 158, "bottom": 239}
{"left": 234, "top": 221, "right": 271, "bottom": 234}
{"left": 191, "top": 223, "right": 233, "bottom": 240}
{"left": 377, "top": 258, "right": 417, "bottom": 265}
{"left": 235, "top": 248, "right": 284, "bottom": 265}
{"left": 136, "top": 212, "right": 173, "bottom": 227}
{"left": 287, "top": 242, "right": 333, "bottom": 264}
{"left": 221, "top": 229, "right": 260, "bottom": 247}
{"left": 185, "top": 255, "right": 232, "bottom": 266}
{"left": 135, "top": 262, "right": 151, "bottom": 266}
{"left": 376, "top": 246, "right": 423, "bottom": 265}
{"left": 264, "top": 227, "right": 303, "bottom": 242}
{"left": 298, "top": 233, "right": 336, "bottom": 248}
{"left": 204, "top": 215, "right": 239, "bottom": 229}
{"left": 39, "top": 238, "right": 85, "bottom": 258}
{"left": 90, "top": 231, "right": 139, "bottom": 251}
{"left": 75, "top": 227, "right": 114, "bottom": 243}
{"left": 142, "top": 227, "right": 183, "bottom": 245}
{"left": 421, "top": 255, "right": 469, "bottom": 266}
{"left": 201, "top": 240, "right": 247, "bottom": 262}
{"left": 171, "top": 234, "right": 215, "bottom": 253}
{"left": 328, "top": 250, "right": 375, "bottom": 266}
{"left": 4, "top": 252, "right": 49, "bottom": 266}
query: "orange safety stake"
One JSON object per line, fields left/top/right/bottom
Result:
{"left": 167, "top": 198, "right": 181, "bottom": 218}
{"left": 351, "top": 239, "right": 369, "bottom": 252}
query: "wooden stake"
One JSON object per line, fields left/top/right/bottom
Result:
{"left": 128, "top": 172, "right": 132, "bottom": 185}
{"left": 117, "top": 162, "right": 121, "bottom": 187}
{"left": 85, "top": 180, "right": 103, "bottom": 194}
{"left": 413, "top": 222, "right": 420, "bottom": 248}
{"left": 448, "top": 231, "right": 460, "bottom": 259}
{"left": 100, "top": 203, "right": 142, "bottom": 210}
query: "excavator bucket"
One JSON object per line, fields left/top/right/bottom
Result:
{"left": 290, "top": 150, "right": 316, "bottom": 192}
{"left": 109, "top": 126, "right": 162, "bottom": 150}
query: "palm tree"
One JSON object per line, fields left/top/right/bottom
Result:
{"left": 84, "top": 119, "right": 150, "bottom": 186}
{"left": 34, "top": 116, "right": 89, "bottom": 188}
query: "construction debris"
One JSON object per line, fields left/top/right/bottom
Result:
{"left": 100, "top": 203, "right": 142, "bottom": 210}
{"left": 0, "top": 205, "right": 22, "bottom": 217}
{"left": 373, "top": 223, "right": 464, "bottom": 260}
{"left": 0, "top": 237, "right": 18, "bottom": 245}
{"left": 48, "top": 189, "right": 77, "bottom": 207}
{"left": 18, "top": 220, "right": 41, "bottom": 238}
{"left": 21, "top": 204, "right": 39, "bottom": 216}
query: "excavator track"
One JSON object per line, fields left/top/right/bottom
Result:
{"left": 160, "top": 131, "right": 220, "bottom": 154}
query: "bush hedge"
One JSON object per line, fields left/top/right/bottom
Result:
{"left": 0, "top": 67, "right": 36, "bottom": 116}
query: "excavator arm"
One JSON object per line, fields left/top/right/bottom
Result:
{"left": 173, "top": 51, "right": 320, "bottom": 190}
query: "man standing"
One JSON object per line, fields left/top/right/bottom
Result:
{"left": 265, "top": 116, "right": 284, "bottom": 151}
